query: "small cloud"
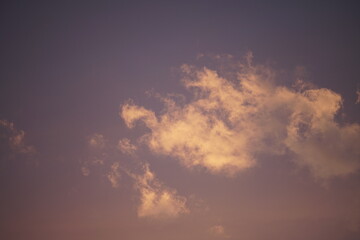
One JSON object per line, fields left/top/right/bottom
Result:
{"left": 210, "top": 225, "right": 225, "bottom": 235}
{"left": 81, "top": 134, "right": 108, "bottom": 178}
{"left": 209, "top": 225, "right": 230, "bottom": 238}
{"left": 107, "top": 162, "right": 121, "bottom": 188}
{"left": 292, "top": 79, "right": 316, "bottom": 92}
{"left": 187, "top": 194, "right": 210, "bottom": 213}
{"left": 356, "top": 90, "right": 360, "bottom": 104}
{"left": 81, "top": 166, "right": 90, "bottom": 176}
{"left": 0, "top": 119, "right": 36, "bottom": 155}
{"left": 92, "top": 158, "right": 104, "bottom": 165}
{"left": 118, "top": 138, "right": 137, "bottom": 155}
{"left": 121, "top": 102, "right": 158, "bottom": 129}
{"left": 132, "top": 164, "right": 188, "bottom": 219}
{"left": 88, "top": 133, "right": 106, "bottom": 149}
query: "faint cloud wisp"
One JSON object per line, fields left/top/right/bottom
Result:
{"left": 131, "top": 163, "right": 189, "bottom": 219}
{"left": 0, "top": 119, "right": 36, "bottom": 155}
{"left": 118, "top": 138, "right": 137, "bottom": 155}
{"left": 107, "top": 162, "right": 121, "bottom": 188}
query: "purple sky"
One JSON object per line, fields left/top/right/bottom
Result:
{"left": 0, "top": 1, "right": 359, "bottom": 240}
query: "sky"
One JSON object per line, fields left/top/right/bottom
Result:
{"left": 0, "top": 1, "right": 360, "bottom": 240}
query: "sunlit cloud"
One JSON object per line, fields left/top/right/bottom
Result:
{"left": 83, "top": 133, "right": 188, "bottom": 218}
{"left": 122, "top": 102, "right": 158, "bottom": 129}
{"left": 120, "top": 54, "right": 360, "bottom": 179}
{"left": 107, "top": 162, "right": 121, "bottom": 188}
{"left": 131, "top": 163, "right": 188, "bottom": 219}
{"left": 118, "top": 138, "right": 137, "bottom": 155}
{"left": 0, "top": 119, "right": 36, "bottom": 155}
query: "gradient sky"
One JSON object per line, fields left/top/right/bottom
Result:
{"left": 1, "top": 1, "right": 360, "bottom": 240}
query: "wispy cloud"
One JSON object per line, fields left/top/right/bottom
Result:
{"left": 209, "top": 225, "right": 230, "bottom": 238}
{"left": 107, "top": 162, "right": 121, "bottom": 188}
{"left": 81, "top": 133, "right": 107, "bottom": 176}
{"left": 118, "top": 138, "right": 137, "bottom": 155}
{"left": 88, "top": 133, "right": 106, "bottom": 149}
{"left": 209, "top": 225, "right": 225, "bottom": 234}
{"left": 131, "top": 163, "right": 188, "bottom": 219}
{"left": 120, "top": 54, "right": 360, "bottom": 179}
{"left": 81, "top": 166, "right": 90, "bottom": 176}
{"left": 0, "top": 119, "right": 36, "bottom": 155}
{"left": 83, "top": 133, "right": 188, "bottom": 218}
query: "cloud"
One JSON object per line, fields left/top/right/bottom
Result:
{"left": 0, "top": 119, "right": 36, "bottom": 155}
{"left": 209, "top": 225, "right": 230, "bottom": 238}
{"left": 80, "top": 156, "right": 105, "bottom": 177}
{"left": 132, "top": 164, "right": 188, "bottom": 219}
{"left": 81, "top": 133, "right": 108, "bottom": 176}
{"left": 356, "top": 90, "right": 360, "bottom": 104}
{"left": 88, "top": 133, "right": 106, "bottom": 149}
{"left": 284, "top": 90, "right": 360, "bottom": 178}
{"left": 209, "top": 225, "right": 225, "bottom": 235}
{"left": 81, "top": 166, "right": 90, "bottom": 176}
{"left": 120, "top": 54, "right": 360, "bottom": 179}
{"left": 118, "top": 138, "right": 137, "bottom": 155}
{"left": 122, "top": 102, "right": 157, "bottom": 129}
{"left": 83, "top": 132, "right": 188, "bottom": 217}
{"left": 107, "top": 162, "right": 121, "bottom": 188}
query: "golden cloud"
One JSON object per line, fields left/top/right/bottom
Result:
{"left": 132, "top": 164, "right": 188, "bottom": 219}
{"left": 107, "top": 162, "right": 121, "bottom": 188}
{"left": 120, "top": 55, "right": 360, "bottom": 179}
{"left": 118, "top": 138, "right": 137, "bottom": 155}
